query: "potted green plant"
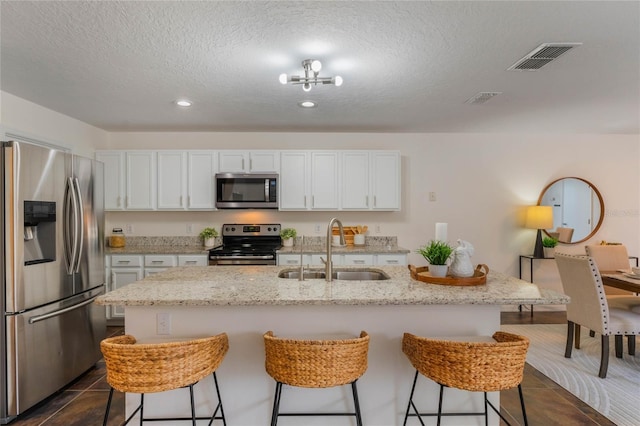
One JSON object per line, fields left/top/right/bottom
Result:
{"left": 280, "top": 228, "right": 297, "bottom": 247}
{"left": 199, "top": 227, "right": 218, "bottom": 247}
{"left": 542, "top": 236, "right": 558, "bottom": 258}
{"left": 416, "top": 240, "right": 454, "bottom": 277}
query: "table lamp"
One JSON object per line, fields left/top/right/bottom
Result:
{"left": 525, "top": 205, "right": 553, "bottom": 258}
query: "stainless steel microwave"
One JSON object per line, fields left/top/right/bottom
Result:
{"left": 215, "top": 173, "right": 278, "bottom": 209}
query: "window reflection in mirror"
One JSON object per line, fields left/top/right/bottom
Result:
{"left": 537, "top": 177, "right": 604, "bottom": 244}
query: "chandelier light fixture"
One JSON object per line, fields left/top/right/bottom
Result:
{"left": 279, "top": 59, "right": 343, "bottom": 92}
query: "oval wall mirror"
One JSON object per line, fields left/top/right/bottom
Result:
{"left": 537, "top": 177, "right": 604, "bottom": 244}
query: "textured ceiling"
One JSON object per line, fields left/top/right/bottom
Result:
{"left": 1, "top": 1, "right": 639, "bottom": 134}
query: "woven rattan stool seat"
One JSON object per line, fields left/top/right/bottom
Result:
{"left": 101, "top": 333, "right": 228, "bottom": 425}
{"left": 264, "top": 331, "right": 369, "bottom": 426}
{"left": 402, "top": 331, "right": 530, "bottom": 426}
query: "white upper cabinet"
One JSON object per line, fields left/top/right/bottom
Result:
{"left": 96, "top": 151, "right": 125, "bottom": 210}
{"left": 187, "top": 151, "right": 216, "bottom": 209}
{"left": 341, "top": 151, "right": 370, "bottom": 210}
{"left": 279, "top": 151, "right": 309, "bottom": 210}
{"left": 157, "top": 151, "right": 216, "bottom": 210}
{"left": 310, "top": 152, "right": 339, "bottom": 209}
{"left": 279, "top": 151, "right": 338, "bottom": 210}
{"left": 218, "top": 151, "right": 279, "bottom": 173}
{"left": 156, "top": 151, "right": 186, "bottom": 210}
{"left": 341, "top": 151, "right": 401, "bottom": 211}
{"left": 371, "top": 151, "right": 401, "bottom": 210}
{"left": 126, "top": 151, "right": 156, "bottom": 210}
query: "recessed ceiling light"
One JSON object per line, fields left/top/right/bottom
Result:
{"left": 298, "top": 101, "right": 317, "bottom": 108}
{"left": 175, "top": 99, "right": 192, "bottom": 107}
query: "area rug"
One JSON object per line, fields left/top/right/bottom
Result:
{"left": 502, "top": 324, "right": 640, "bottom": 426}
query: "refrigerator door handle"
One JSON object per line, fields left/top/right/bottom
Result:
{"left": 63, "top": 177, "right": 75, "bottom": 273}
{"left": 72, "top": 177, "right": 84, "bottom": 273}
{"left": 27, "top": 296, "right": 98, "bottom": 324}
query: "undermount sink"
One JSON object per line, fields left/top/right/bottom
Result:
{"left": 277, "top": 268, "right": 390, "bottom": 281}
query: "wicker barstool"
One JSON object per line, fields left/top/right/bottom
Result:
{"left": 100, "top": 333, "right": 229, "bottom": 426}
{"left": 263, "top": 330, "right": 370, "bottom": 426}
{"left": 402, "top": 331, "right": 530, "bottom": 426}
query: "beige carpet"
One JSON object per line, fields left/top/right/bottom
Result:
{"left": 502, "top": 324, "right": 640, "bottom": 426}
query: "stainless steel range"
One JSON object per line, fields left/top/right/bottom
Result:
{"left": 208, "top": 224, "right": 282, "bottom": 265}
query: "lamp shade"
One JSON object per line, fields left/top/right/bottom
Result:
{"left": 525, "top": 205, "right": 553, "bottom": 230}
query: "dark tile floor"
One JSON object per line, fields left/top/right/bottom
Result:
{"left": 7, "top": 311, "right": 615, "bottom": 425}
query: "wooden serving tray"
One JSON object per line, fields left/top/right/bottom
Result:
{"left": 408, "top": 264, "right": 489, "bottom": 286}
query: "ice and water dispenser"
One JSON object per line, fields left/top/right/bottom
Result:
{"left": 24, "top": 200, "right": 56, "bottom": 265}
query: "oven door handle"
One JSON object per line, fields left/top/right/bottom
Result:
{"left": 209, "top": 255, "right": 274, "bottom": 260}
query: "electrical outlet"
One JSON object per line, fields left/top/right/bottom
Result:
{"left": 125, "top": 224, "right": 134, "bottom": 234}
{"left": 429, "top": 192, "right": 436, "bottom": 202}
{"left": 186, "top": 224, "right": 194, "bottom": 234}
{"left": 375, "top": 224, "right": 381, "bottom": 234}
{"left": 314, "top": 224, "right": 321, "bottom": 234}
{"left": 156, "top": 313, "right": 171, "bottom": 335}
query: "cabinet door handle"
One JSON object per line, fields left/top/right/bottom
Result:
{"left": 249, "top": 158, "right": 253, "bottom": 170}
{"left": 117, "top": 196, "right": 122, "bottom": 207}
{"left": 187, "top": 196, "right": 191, "bottom": 208}
{"left": 286, "top": 260, "right": 298, "bottom": 264}
{"left": 354, "top": 259, "right": 365, "bottom": 264}
{"left": 116, "top": 260, "right": 130, "bottom": 264}
{"left": 151, "top": 260, "right": 164, "bottom": 264}
{"left": 242, "top": 158, "right": 245, "bottom": 170}
{"left": 185, "top": 260, "right": 197, "bottom": 264}
{"left": 387, "top": 260, "right": 399, "bottom": 264}
{"left": 374, "top": 196, "right": 377, "bottom": 207}
{"left": 304, "top": 196, "right": 307, "bottom": 208}
{"left": 312, "top": 196, "right": 315, "bottom": 208}
{"left": 179, "top": 195, "right": 183, "bottom": 207}
{"left": 366, "top": 195, "right": 369, "bottom": 207}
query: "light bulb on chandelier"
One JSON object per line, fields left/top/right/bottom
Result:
{"left": 279, "top": 59, "right": 342, "bottom": 91}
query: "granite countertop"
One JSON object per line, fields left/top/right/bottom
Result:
{"left": 106, "top": 245, "right": 211, "bottom": 255}
{"left": 95, "top": 265, "right": 569, "bottom": 307}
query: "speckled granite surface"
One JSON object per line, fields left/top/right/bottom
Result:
{"left": 105, "top": 236, "right": 409, "bottom": 255}
{"left": 96, "top": 265, "right": 569, "bottom": 307}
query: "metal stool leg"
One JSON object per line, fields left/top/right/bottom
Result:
{"left": 139, "top": 394, "right": 144, "bottom": 426}
{"left": 436, "top": 384, "right": 444, "bottom": 426}
{"left": 270, "top": 382, "right": 283, "bottom": 426}
{"left": 403, "top": 370, "right": 422, "bottom": 426}
{"left": 211, "top": 371, "right": 226, "bottom": 426}
{"left": 483, "top": 392, "right": 489, "bottom": 426}
{"left": 518, "top": 384, "right": 529, "bottom": 426}
{"left": 103, "top": 388, "right": 114, "bottom": 426}
{"left": 189, "top": 384, "right": 196, "bottom": 426}
{"left": 351, "top": 380, "right": 363, "bottom": 426}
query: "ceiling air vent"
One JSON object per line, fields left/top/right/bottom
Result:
{"left": 508, "top": 43, "right": 582, "bottom": 71}
{"left": 465, "top": 92, "right": 502, "bottom": 105}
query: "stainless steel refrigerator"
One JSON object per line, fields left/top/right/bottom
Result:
{"left": 0, "top": 141, "right": 106, "bottom": 423}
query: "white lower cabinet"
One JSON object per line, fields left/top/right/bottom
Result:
{"left": 178, "top": 255, "right": 208, "bottom": 266}
{"left": 106, "top": 253, "right": 207, "bottom": 321}
{"left": 107, "top": 255, "right": 143, "bottom": 322}
{"left": 277, "top": 253, "right": 406, "bottom": 266}
{"left": 376, "top": 254, "right": 407, "bottom": 266}
{"left": 343, "top": 254, "right": 375, "bottom": 266}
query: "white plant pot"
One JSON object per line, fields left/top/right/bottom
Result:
{"left": 543, "top": 247, "right": 555, "bottom": 258}
{"left": 429, "top": 264, "right": 448, "bottom": 277}
{"left": 204, "top": 237, "right": 215, "bottom": 248}
{"left": 282, "top": 238, "right": 294, "bottom": 247}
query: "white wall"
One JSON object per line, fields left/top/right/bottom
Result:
{"left": 0, "top": 91, "right": 107, "bottom": 156}
{"left": 102, "top": 132, "right": 640, "bottom": 288}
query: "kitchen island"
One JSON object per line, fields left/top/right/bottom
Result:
{"left": 96, "top": 265, "right": 568, "bottom": 426}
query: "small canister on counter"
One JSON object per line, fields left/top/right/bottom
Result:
{"left": 108, "top": 228, "right": 125, "bottom": 248}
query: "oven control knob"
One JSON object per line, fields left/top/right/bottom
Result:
{"left": 231, "top": 227, "right": 236, "bottom": 231}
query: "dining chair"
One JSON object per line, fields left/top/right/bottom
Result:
{"left": 556, "top": 227, "right": 574, "bottom": 243}
{"left": 585, "top": 244, "right": 630, "bottom": 271}
{"left": 555, "top": 253, "right": 640, "bottom": 378}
